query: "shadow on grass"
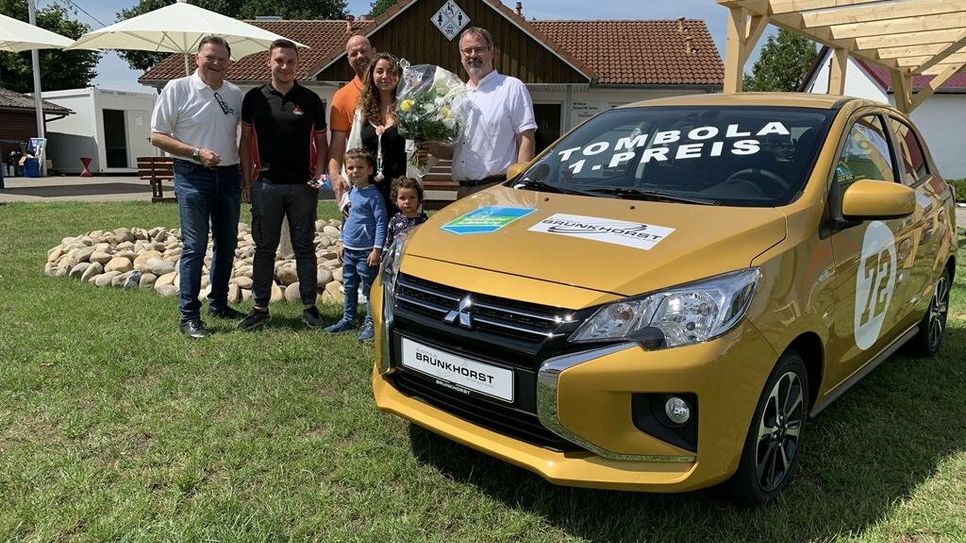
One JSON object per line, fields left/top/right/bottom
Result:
{"left": 406, "top": 322, "right": 966, "bottom": 542}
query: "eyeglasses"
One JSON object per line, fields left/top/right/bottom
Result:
{"left": 213, "top": 92, "right": 234, "bottom": 115}
{"left": 459, "top": 46, "right": 489, "bottom": 56}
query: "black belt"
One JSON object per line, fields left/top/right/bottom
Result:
{"left": 459, "top": 175, "right": 504, "bottom": 187}
{"left": 174, "top": 158, "right": 239, "bottom": 170}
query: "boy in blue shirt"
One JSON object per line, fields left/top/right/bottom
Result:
{"left": 326, "top": 148, "right": 387, "bottom": 341}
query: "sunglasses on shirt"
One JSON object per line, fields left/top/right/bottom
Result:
{"left": 213, "top": 92, "right": 234, "bottom": 115}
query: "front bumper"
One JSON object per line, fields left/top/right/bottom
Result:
{"left": 371, "top": 275, "right": 779, "bottom": 492}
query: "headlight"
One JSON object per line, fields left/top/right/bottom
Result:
{"left": 569, "top": 268, "right": 761, "bottom": 348}
{"left": 380, "top": 230, "right": 409, "bottom": 295}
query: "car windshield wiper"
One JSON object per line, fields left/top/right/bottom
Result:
{"left": 583, "top": 187, "right": 718, "bottom": 205}
{"left": 513, "top": 180, "right": 598, "bottom": 197}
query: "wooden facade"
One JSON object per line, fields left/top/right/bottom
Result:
{"left": 0, "top": 109, "right": 37, "bottom": 157}
{"left": 314, "top": 0, "right": 590, "bottom": 84}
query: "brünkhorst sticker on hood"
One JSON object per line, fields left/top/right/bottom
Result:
{"left": 529, "top": 213, "right": 675, "bottom": 250}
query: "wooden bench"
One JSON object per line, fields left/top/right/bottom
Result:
{"left": 137, "top": 156, "right": 175, "bottom": 203}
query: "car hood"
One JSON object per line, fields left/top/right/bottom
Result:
{"left": 403, "top": 186, "right": 787, "bottom": 297}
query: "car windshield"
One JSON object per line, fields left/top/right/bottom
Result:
{"left": 515, "top": 106, "right": 836, "bottom": 207}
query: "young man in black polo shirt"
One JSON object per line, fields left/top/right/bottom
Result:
{"left": 239, "top": 39, "right": 329, "bottom": 330}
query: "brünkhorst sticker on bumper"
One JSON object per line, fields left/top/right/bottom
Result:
{"left": 529, "top": 213, "right": 675, "bottom": 250}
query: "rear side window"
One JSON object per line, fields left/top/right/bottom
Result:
{"left": 889, "top": 117, "right": 929, "bottom": 185}
{"left": 836, "top": 114, "right": 895, "bottom": 187}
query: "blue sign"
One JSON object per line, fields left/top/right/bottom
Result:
{"left": 441, "top": 206, "right": 536, "bottom": 235}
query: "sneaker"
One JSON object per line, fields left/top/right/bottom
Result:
{"left": 238, "top": 308, "right": 270, "bottom": 331}
{"left": 302, "top": 306, "right": 323, "bottom": 328}
{"left": 209, "top": 306, "right": 246, "bottom": 320}
{"left": 179, "top": 318, "right": 210, "bottom": 339}
{"left": 325, "top": 318, "right": 355, "bottom": 334}
{"left": 358, "top": 324, "right": 375, "bottom": 342}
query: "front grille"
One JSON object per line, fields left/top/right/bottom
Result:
{"left": 395, "top": 273, "right": 577, "bottom": 344}
{"left": 392, "top": 371, "right": 581, "bottom": 452}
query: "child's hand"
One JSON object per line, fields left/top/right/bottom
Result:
{"left": 335, "top": 243, "right": 343, "bottom": 261}
{"left": 367, "top": 248, "right": 382, "bottom": 267}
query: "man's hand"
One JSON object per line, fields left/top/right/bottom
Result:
{"left": 199, "top": 148, "right": 222, "bottom": 168}
{"left": 240, "top": 180, "right": 252, "bottom": 203}
{"left": 367, "top": 248, "right": 382, "bottom": 267}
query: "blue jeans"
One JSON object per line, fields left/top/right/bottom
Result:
{"left": 173, "top": 159, "right": 241, "bottom": 321}
{"left": 341, "top": 248, "right": 376, "bottom": 327}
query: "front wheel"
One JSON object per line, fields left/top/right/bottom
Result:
{"left": 904, "top": 267, "right": 951, "bottom": 358}
{"left": 725, "top": 350, "right": 809, "bottom": 506}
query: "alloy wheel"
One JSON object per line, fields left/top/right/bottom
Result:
{"left": 927, "top": 274, "right": 950, "bottom": 351}
{"left": 754, "top": 371, "right": 805, "bottom": 492}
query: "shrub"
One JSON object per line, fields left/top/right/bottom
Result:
{"left": 948, "top": 178, "right": 966, "bottom": 203}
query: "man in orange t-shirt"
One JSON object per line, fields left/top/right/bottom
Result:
{"left": 327, "top": 34, "right": 374, "bottom": 214}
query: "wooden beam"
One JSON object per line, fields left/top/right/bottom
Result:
{"left": 828, "top": 47, "right": 848, "bottom": 94}
{"left": 768, "top": 0, "right": 882, "bottom": 15}
{"left": 723, "top": 6, "right": 771, "bottom": 93}
{"left": 717, "top": 0, "right": 770, "bottom": 15}
{"left": 911, "top": 62, "right": 966, "bottom": 110}
{"left": 891, "top": 70, "right": 913, "bottom": 114}
{"left": 877, "top": 44, "right": 949, "bottom": 60}
{"left": 923, "top": 62, "right": 966, "bottom": 75}
{"left": 830, "top": 13, "right": 966, "bottom": 40}
{"left": 802, "top": 0, "right": 964, "bottom": 27}
{"left": 915, "top": 33, "right": 966, "bottom": 73}
{"left": 897, "top": 52, "right": 966, "bottom": 68}
{"left": 854, "top": 28, "right": 966, "bottom": 49}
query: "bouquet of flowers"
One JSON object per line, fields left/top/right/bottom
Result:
{"left": 396, "top": 59, "right": 467, "bottom": 176}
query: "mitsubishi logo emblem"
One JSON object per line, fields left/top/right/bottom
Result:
{"left": 444, "top": 294, "right": 474, "bottom": 329}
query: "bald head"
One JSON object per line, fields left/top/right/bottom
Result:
{"left": 345, "top": 35, "right": 373, "bottom": 78}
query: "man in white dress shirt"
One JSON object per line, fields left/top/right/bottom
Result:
{"left": 420, "top": 27, "right": 537, "bottom": 198}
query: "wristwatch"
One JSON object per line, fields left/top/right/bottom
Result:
{"left": 191, "top": 147, "right": 201, "bottom": 161}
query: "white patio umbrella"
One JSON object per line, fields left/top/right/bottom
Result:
{"left": 0, "top": 12, "right": 74, "bottom": 51}
{"left": 64, "top": 0, "right": 308, "bottom": 75}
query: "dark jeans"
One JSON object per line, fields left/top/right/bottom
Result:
{"left": 173, "top": 159, "right": 241, "bottom": 321}
{"left": 341, "top": 248, "right": 376, "bottom": 327}
{"left": 251, "top": 179, "right": 318, "bottom": 307}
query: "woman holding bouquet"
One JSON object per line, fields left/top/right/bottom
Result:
{"left": 358, "top": 52, "right": 406, "bottom": 217}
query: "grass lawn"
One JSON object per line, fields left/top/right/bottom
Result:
{"left": 1, "top": 201, "right": 964, "bottom": 542}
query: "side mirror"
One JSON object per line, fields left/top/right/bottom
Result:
{"left": 506, "top": 162, "right": 529, "bottom": 180}
{"left": 841, "top": 179, "right": 915, "bottom": 220}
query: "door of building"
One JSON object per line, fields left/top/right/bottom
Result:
{"left": 533, "top": 103, "right": 561, "bottom": 154}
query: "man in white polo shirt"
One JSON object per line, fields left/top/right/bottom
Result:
{"left": 420, "top": 27, "right": 537, "bottom": 198}
{"left": 150, "top": 35, "right": 245, "bottom": 339}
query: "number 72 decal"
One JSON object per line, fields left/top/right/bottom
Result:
{"left": 854, "top": 221, "right": 897, "bottom": 350}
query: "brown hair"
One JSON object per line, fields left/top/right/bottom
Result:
{"left": 270, "top": 38, "right": 298, "bottom": 56}
{"left": 391, "top": 177, "right": 423, "bottom": 203}
{"left": 459, "top": 27, "right": 493, "bottom": 50}
{"left": 344, "top": 147, "right": 375, "bottom": 168}
{"left": 198, "top": 35, "right": 231, "bottom": 57}
{"left": 359, "top": 52, "right": 401, "bottom": 125}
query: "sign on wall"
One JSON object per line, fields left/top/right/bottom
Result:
{"left": 432, "top": 0, "right": 470, "bottom": 41}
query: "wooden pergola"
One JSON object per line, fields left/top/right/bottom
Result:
{"left": 717, "top": 0, "right": 966, "bottom": 113}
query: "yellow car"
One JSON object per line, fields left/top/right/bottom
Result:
{"left": 372, "top": 93, "right": 957, "bottom": 505}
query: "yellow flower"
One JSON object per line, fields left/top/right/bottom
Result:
{"left": 400, "top": 99, "right": 413, "bottom": 112}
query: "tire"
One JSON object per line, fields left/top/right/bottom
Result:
{"left": 903, "top": 267, "right": 951, "bottom": 358}
{"left": 725, "top": 350, "right": 810, "bottom": 507}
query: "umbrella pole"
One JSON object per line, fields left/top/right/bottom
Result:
{"left": 183, "top": 53, "right": 189, "bottom": 76}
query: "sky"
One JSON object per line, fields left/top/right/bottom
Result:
{"left": 34, "top": 0, "right": 775, "bottom": 93}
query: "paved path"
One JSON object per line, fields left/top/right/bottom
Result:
{"left": 0, "top": 175, "right": 169, "bottom": 203}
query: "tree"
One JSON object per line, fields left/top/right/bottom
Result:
{"left": 0, "top": 0, "right": 100, "bottom": 92}
{"left": 743, "top": 29, "right": 818, "bottom": 92}
{"left": 369, "top": 0, "right": 398, "bottom": 17}
{"left": 116, "top": 0, "right": 347, "bottom": 73}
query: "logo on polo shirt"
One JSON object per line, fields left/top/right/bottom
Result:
{"left": 293, "top": 105, "right": 304, "bottom": 116}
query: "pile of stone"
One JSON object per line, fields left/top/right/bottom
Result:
{"left": 43, "top": 221, "right": 348, "bottom": 306}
